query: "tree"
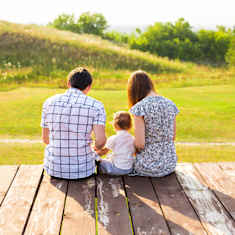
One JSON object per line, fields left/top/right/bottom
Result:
{"left": 48, "top": 14, "right": 80, "bottom": 33}
{"left": 226, "top": 37, "right": 235, "bottom": 66}
{"left": 77, "top": 12, "right": 108, "bottom": 36}
{"left": 129, "top": 18, "right": 198, "bottom": 61}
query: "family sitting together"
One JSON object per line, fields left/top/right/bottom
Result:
{"left": 41, "top": 67, "right": 179, "bottom": 179}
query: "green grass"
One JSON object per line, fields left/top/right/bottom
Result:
{"left": 0, "top": 143, "right": 44, "bottom": 165}
{"left": 0, "top": 143, "right": 234, "bottom": 165}
{"left": 0, "top": 85, "right": 235, "bottom": 142}
{"left": 0, "top": 20, "right": 192, "bottom": 90}
{"left": 0, "top": 21, "right": 235, "bottom": 163}
{"left": 1, "top": 20, "right": 235, "bottom": 91}
{"left": 176, "top": 145, "right": 235, "bottom": 162}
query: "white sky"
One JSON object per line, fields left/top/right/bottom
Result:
{"left": 1, "top": 0, "right": 235, "bottom": 29}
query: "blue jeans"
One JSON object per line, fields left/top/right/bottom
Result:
{"left": 99, "top": 160, "right": 132, "bottom": 176}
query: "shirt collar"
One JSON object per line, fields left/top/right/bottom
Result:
{"left": 116, "top": 130, "right": 128, "bottom": 135}
{"left": 66, "top": 87, "right": 84, "bottom": 96}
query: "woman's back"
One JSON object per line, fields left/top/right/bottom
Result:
{"left": 130, "top": 95, "right": 179, "bottom": 177}
{"left": 131, "top": 96, "right": 178, "bottom": 143}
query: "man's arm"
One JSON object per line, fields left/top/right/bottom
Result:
{"left": 93, "top": 124, "right": 106, "bottom": 150}
{"left": 42, "top": 128, "right": 50, "bottom": 145}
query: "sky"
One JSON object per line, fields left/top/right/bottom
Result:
{"left": 1, "top": 0, "right": 235, "bottom": 31}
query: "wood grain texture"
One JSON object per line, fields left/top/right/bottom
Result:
{"left": 97, "top": 176, "right": 133, "bottom": 235}
{"left": 176, "top": 163, "right": 235, "bottom": 235}
{"left": 151, "top": 173, "right": 207, "bottom": 234}
{"left": 218, "top": 162, "right": 235, "bottom": 171}
{"left": 0, "top": 165, "right": 18, "bottom": 206}
{"left": 61, "top": 178, "right": 96, "bottom": 235}
{"left": 0, "top": 165, "right": 43, "bottom": 235}
{"left": 195, "top": 162, "right": 235, "bottom": 220}
{"left": 124, "top": 176, "right": 170, "bottom": 235}
{"left": 24, "top": 173, "right": 68, "bottom": 235}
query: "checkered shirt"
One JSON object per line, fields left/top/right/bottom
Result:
{"left": 40, "top": 88, "right": 106, "bottom": 179}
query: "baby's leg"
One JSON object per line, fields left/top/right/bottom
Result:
{"left": 99, "top": 160, "right": 132, "bottom": 175}
{"left": 99, "top": 159, "right": 114, "bottom": 174}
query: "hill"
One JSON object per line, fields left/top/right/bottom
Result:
{"left": 0, "top": 20, "right": 195, "bottom": 89}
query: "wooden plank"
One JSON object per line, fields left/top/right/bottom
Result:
{"left": 195, "top": 162, "right": 235, "bottom": 220}
{"left": 151, "top": 173, "right": 207, "bottom": 234}
{"left": 97, "top": 176, "right": 132, "bottom": 235}
{"left": 61, "top": 178, "right": 96, "bottom": 235}
{"left": 124, "top": 176, "right": 170, "bottom": 235}
{"left": 176, "top": 163, "right": 235, "bottom": 235}
{"left": 0, "top": 165, "right": 18, "bottom": 206}
{"left": 218, "top": 162, "right": 235, "bottom": 172}
{"left": 0, "top": 165, "right": 43, "bottom": 235}
{"left": 24, "top": 173, "right": 68, "bottom": 235}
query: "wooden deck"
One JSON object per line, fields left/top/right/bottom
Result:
{"left": 0, "top": 162, "right": 235, "bottom": 235}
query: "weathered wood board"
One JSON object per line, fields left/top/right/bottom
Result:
{"left": 176, "top": 163, "right": 235, "bottom": 235}
{"left": 124, "top": 176, "right": 170, "bottom": 235}
{"left": 0, "top": 165, "right": 18, "bottom": 206}
{"left": 0, "top": 165, "right": 43, "bottom": 235}
{"left": 97, "top": 176, "right": 133, "bottom": 235}
{"left": 195, "top": 162, "right": 235, "bottom": 220}
{"left": 151, "top": 173, "right": 207, "bottom": 234}
{"left": 24, "top": 173, "right": 68, "bottom": 235}
{"left": 61, "top": 178, "right": 96, "bottom": 235}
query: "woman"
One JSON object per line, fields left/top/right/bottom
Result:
{"left": 128, "top": 70, "right": 179, "bottom": 177}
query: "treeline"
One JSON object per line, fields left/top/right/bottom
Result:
{"left": 49, "top": 13, "right": 235, "bottom": 66}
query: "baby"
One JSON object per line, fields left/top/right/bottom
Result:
{"left": 96, "top": 111, "right": 135, "bottom": 175}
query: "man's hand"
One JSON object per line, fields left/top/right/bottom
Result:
{"left": 95, "top": 147, "right": 109, "bottom": 156}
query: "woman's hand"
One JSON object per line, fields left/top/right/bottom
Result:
{"left": 133, "top": 115, "right": 145, "bottom": 152}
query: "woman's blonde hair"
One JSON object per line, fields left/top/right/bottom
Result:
{"left": 127, "top": 70, "right": 155, "bottom": 108}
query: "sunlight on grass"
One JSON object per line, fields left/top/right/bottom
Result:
{"left": 177, "top": 145, "right": 235, "bottom": 162}
{"left": 0, "top": 86, "right": 235, "bottom": 142}
{"left": 0, "top": 143, "right": 234, "bottom": 165}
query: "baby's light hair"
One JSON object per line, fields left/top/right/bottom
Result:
{"left": 113, "top": 111, "right": 132, "bottom": 130}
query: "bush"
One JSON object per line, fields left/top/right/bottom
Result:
{"left": 129, "top": 19, "right": 233, "bottom": 64}
{"left": 226, "top": 36, "right": 235, "bottom": 66}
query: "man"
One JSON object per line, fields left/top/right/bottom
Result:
{"left": 40, "top": 67, "right": 106, "bottom": 179}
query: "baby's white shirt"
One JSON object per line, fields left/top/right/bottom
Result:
{"left": 106, "top": 130, "right": 135, "bottom": 169}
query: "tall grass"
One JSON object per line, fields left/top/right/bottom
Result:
{"left": 0, "top": 20, "right": 192, "bottom": 89}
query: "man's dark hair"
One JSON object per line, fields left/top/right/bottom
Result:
{"left": 68, "top": 67, "right": 92, "bottom": 90}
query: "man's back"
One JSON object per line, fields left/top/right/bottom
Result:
{"left": 41, "top": 87, "right": 106, "bottom": 179}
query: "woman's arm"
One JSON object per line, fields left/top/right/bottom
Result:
{"left": 173, "top": 118, "right": 176, "bottom": 141}
{"left": 133, "top": 115, "right": 145, "bottom": 152}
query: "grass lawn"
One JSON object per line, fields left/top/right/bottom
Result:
{"left": 0, "top": 85, "right": 235, "bottom": 142}
{"left": 0, "top": 143, "right": 234, "bottom": 165}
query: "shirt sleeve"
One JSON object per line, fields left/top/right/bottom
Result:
{"left": 170, "top": 100, "right": 179, "bottom": 116}
{"left": 174, "top": 104, "right": 179, "bottom": 116}
{"left": 93, "top": 104, "right": 106, "bottom": 125}
{"left": 40, "top": 100, "right": 49, "bottom": 128}
{"left": 105, "top": 135, "right": 116, "bottom": 150}
{"left": 130, "top": 102, "right": 145, "bottom": 116}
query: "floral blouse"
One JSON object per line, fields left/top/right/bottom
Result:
{"left": 130, "top": 95, "right": 179, "bottom": 177}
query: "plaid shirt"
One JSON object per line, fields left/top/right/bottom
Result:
{"left": 40, "top": 88, "right": 106, "bottom": 179}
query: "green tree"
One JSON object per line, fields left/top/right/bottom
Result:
{"left": 103, "top": 31, "right": 129, "bottom": 44}
{"left": 226, "top": 37, "right": 235, "bottom": 66}
{"left": 197, "top": 27, "right": 232, "bottom": 64}
{"left": 129, "top": 18, "right": 198, "bottom": 61}
{"left": 77, "top": 12, "right": 108, "bottom": 36}
{"left": 48, "top": 14, "right": 80, "bottom": 33}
